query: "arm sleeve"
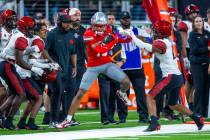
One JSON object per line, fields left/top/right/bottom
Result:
{"left": 188, "top": 32, "right": 208, "bottom": 55}
{"left": 130, "top": 32, "right": 153, "bottom": 52}
{"left": 117, "top": 35, "right": 132, "bottom": 43}
{"left": 15, "top": 37, "right": 28, "bottom": 50}
{"left": 93, "top": 39, "right": 116, "bottom": 54}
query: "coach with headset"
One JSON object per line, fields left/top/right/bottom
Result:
{"left": 45, "top": 9, "right": 77, "bottom": 128}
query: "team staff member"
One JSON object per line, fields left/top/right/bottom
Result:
{"left": 45, "top": 9, "right": 77, "bottom": 128}
{"left": 189, "top": 16, "right": 210, "bottom": 117}
{"left": 118, "top": 11, "right": 149, "bottom": 123}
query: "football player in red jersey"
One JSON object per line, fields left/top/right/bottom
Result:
{"left": 123, "top": 20, "right": 204, "bottom": 132}
{"left": 56, "top": 12, "right": 132, "bottom": 129}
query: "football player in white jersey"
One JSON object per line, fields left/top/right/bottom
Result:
{"left": 178, "top": 4, "right": 200, "bottom": 111}
{"left": 16, "top": 34, "right": 59, "bottom": 130}
{"left": 0, "top": 9, "right": 17, "bottom": 109}
{"left": 204, "top": 8, "right": 210, "bottom": 32}
{"left": 123, "top": 20, "right": 204, "bottom": 131}
{"left": 0, "top": 16, "right": 45, "bottom": 129}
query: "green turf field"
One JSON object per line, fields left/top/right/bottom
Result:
{"left": 0, "top": 106, "right": 210, "bottom": 140}
{"left": 93, "top": 131, "right": 210, "bottom": 140}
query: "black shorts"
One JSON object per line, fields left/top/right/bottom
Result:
{"left": 149, "top": 74, "right": 184, "bottom": 105}
{"left": 22, "top": 78, "right": 42, "bottom": 100}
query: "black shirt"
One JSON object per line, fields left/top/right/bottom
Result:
{"left": 45, "top": 26, "right": 76, "bottom": 77}
{"left": 188, "top": 30, "right": 210, "bottom": 64}
{"left": 69, "top": 25, "right": 87, "bottom": 67}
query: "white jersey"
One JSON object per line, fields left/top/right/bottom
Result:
{"left": 2, "top": 30, "right": 27, "bottom": 60}
{"left": 183, "top": 21, "right": 192, "bottom": 49}
{"left": 204, "top": 22, "right": 210, "bottom": 32}
{"left": 0, "top": 27, "right": 12, "bottom": 52}
{"left": 16, "top": 35, "right": 43, "bottom": 79}
{"left": 155, "top": 38, "right": 181, "bottom": 77}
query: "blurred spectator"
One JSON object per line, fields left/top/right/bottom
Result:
{"left": 34, "top": 22, "right": 48, "bottom": 40}
{"left": 42, "top": 19, "right": 51, "bottom": 30}
{"left": 34, "top": 12, "right": 44, "bottom": 23}
{"left": 131, "top": 0, "right": 146, "bottom": 20}
{"left": 204, "top": 8, "right": 210, "bottom": 32}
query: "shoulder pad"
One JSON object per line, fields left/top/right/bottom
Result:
{"left": 32, "top": 38, "right": 45, "bottom": 52}
{"left": 152, "top": 39, "right": 167, "bottom": 54}
{"left": 178, "top": 21, "right": 188, "bottom": 32}
{"left": 15, "top": 37, "right": 28, "bottom": 50}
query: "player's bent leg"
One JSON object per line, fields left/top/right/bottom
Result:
{"left": 116, "top": 76, "right": 132, "bottom": 106}
{"left": 168, "top": 86, "right": 204, "bottom": 131}
{"left": 106, "top": 64, "right": 131, "bottom": 106}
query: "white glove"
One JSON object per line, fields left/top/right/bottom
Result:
{"left": 183, "top": 57, "right": 190, "bottom": 69}
{"left": 31, "top": 66, "right": 44, "bottom": 76}
{"left": 49, "top": 63, "right": 60, "bottom": 71}
{"left": 119, "top": 29, "right": 132, "bottom": 36}
{"left": 25, "top": 45, "right": 40, "bottom": 55}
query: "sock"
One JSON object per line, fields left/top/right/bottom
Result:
{"left": 20, "top": 117, "right": 26, "bottom": 123}
{"left": 28, "top": 118, "right": 35, "bottom": 124}
{"left": 189, "top": 103, "right": 194, "bottom": 111}
{"left": 6, "top": 116, "right": 13, "bottom": 122}
{"left": 67, "top": 115, "right": 72, "bottom": 122}
{"left": 150, "top": 115, "right": 158, "bottom": 124}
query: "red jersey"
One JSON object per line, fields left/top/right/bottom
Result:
{"left": 83, "top": 27, "right": 117, "bottom": 67}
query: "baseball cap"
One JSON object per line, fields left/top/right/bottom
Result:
{"left": 120, "top": 11, "right": 131, "bottom": 19}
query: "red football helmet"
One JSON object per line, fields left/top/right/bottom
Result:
{"left": 58, "top": 8, "right": 71, "bottom": 23}
{"left": 1, "top": 9, "right": 17, "bottom": 29}
{"left": 153, "top": 20, "right": 172, "bottom": 38}
{"left": 168, "top": 7, "right": 177, "bottom": 16}
{"left": 17, "top": 16, "right": 36, "bottom": 38}
{"left": 41, "top": 70, "right": 58, "bottom": 83}
{"left": 184, "top": 4, "right": 199, "bottom": 15}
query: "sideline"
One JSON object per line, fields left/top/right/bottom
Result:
{"left": 0, "top": 124, "right": 210, "bottom": 140}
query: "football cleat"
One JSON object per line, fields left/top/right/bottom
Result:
{"left": 144, "top": 122, "right": 161, "bottom": 132}
{"left": 116, "top": 90, "right": 132, "bottom": 106}
{"left": 16, "top": 119, "right": 26, "bottom": 129}
{"left": 55, "top": 119, "right": 72, "bottom": 129}
{"left": 190, "top": 113, "right": 204, "bottom": 130}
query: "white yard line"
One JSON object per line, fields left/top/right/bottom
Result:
{"left": 0, "top": 124, "right": 210, "bottom": 140}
